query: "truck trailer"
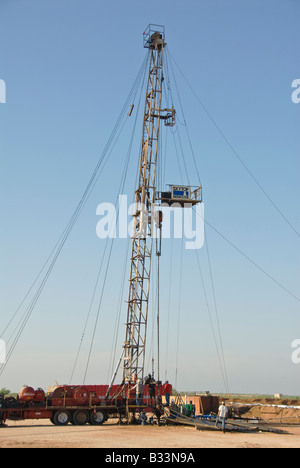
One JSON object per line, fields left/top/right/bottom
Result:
{"left": 0, "top": 382, "right": 170, "bottom": 427}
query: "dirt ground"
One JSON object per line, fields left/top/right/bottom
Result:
{"left": 0, "top": 419, "right": 299, "bottom": 448}
{"left": 231, "top": 403, "right": 300, "bottom": 424}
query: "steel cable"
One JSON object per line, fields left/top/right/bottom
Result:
{"left": 0, "top": 54, "right": 149, "bottom": 377}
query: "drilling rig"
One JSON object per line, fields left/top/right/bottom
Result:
{"left": 0, "top": 25, "right": 202, "bottom": 427}
{"left": 122, "top": 25, "right": 176, "bottom": 384}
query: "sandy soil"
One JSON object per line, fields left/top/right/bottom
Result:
{"left": 0, "top": 419, "right": 299, "bottom": 448}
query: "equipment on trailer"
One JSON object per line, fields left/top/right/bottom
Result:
{"left": 0, "top": 382, "right": 171, "bottom": 426}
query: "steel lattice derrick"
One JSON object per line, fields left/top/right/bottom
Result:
{"left": 123, "top": 31, "right": 165, "bottom": 383}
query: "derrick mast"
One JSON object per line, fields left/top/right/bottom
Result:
{"left": 123, "top": 26, "right": 174, "bottom": 382}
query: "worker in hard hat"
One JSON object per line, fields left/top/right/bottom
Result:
{"left": 215, "top": 401, "right": 228, "bottom": 433}
{"left": 163, "top": 381, "right": 172, "bottom": 407}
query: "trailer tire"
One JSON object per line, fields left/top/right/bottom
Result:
{"left": 72, "top": 410, "right": 89, "bottom": 426}
{"left": 53, "top": 410, "right": 71, "bottom": 426}
{"left": 89, "top": 409, "right": 107, "bottom": 425}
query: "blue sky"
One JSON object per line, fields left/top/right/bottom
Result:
{"left": 0, "top": 0, "right": 299, "bottom": 395}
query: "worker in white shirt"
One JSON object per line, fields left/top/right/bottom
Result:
{"left": 216, "top": 401, "right": 228, "bottom": 432}
{"left": 133, "top": 380, "right": 144, "bottom": 406}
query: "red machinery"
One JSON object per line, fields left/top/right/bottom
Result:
{"left": 19, "top": 386, "right": 45, "bottom": 403}
{"left": 0, "top": 382, "right": 171, "bottom": 426}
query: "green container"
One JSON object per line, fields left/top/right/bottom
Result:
{"left": 179, "top": 404, "right": 195, "bottom": 417}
